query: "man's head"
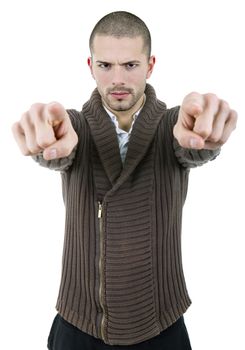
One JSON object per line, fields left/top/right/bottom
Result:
{"left": 89, "top": 11, "right": 152, "bottom": 59}
{"left": 88, "top": 11, "right": 155, "bottom": 114}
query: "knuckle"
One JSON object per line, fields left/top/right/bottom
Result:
{"left": 230, "top": 110, "right": 238, "bottom": 124}
{"left": 218, "top": 137, "right": 226, "bottom": 146}
{"left": 173, "top": 124, "right": 180, "bottom": 140}
{"left": 28, "top": 145, "right": 42, "bottom": 155}
{"left": 34, "top": 111, "right": 44, "bottom": 124}
{"left": 208, "top": 133, "right": 221, "bottom": 143}
{"left": 11, "top": 122, "right": 20, "bottom": 135}
{"left": 220, "top": 100, "right": 230, "bottom": 113}
{"left": 176, "top": 135, "right": 187, "bottom": 148}
{"left": 59, "top": 140, "right": 75, "bottom": 157}
{"left": 59, "top": 144, "right": 73, "bottom": 158}
{"left": 205, "top": 93, "right": 220, "bottom": 109}
{"left": 196, "top": 126, "right": 212, "bottom": 139}
{"left": 205, "top": 93, "right": 218, "bottom": 102}
{"left": 21, "top": 148, "right": 31, "bottom": 156}
{"left": 188, "top": 91, "right": 199, "bottom": 98}
{"left": 173, "top": 125, "right": 189, "bottom": 148}
{"left": 20, "top": 111, "right": 27, "bottom": 122}
{"left": 72, "top": 131, "right": 78, "bottom": 144}
{"left": 20, "top": 111, "right": 32, "bottom": 127}
{"left": 37, "top": 139, "right": 50, "bottom": 149}
{"left": 63, "top": 146, "right": 72, "bottom": 157}
{"left": 25, "top": 139, "right": 41, "bottom": 155}
{"left": 29, "top": 102, "right": 44, "bottom": 112}
{"left": 25, "top": 140, "right": 34, "bottom": 151}
{"left": 203, "top": 131, "right": 212, "bottom": 139}
{"left": 36, "top": 135, "right": 53, "bottom": 149}
{"left": 30, "top": 103, "right": 46, "bottom": 122}
{"left": 184, "top": 91, "right": 199, "bottom": 102}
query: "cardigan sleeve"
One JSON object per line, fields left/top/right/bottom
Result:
{"left": 173, "top": 138, "right": 220, "bottom": 168}
{"left": 168, "top": 106, "right": 220, "bottom": 168}
{"left": 32, "top": 109, "right": 81, "bottom": 172}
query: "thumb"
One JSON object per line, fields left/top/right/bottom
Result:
{"left": 43, "top": 130, "right": 78, "bottom": 160}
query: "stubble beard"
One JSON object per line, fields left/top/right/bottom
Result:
{"left": 103, "top": 86, "right": 144, "bottom": 112}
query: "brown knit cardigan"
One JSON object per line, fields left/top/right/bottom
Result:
{"left": 35, "top": 84, "right": 219, "bottom": 345}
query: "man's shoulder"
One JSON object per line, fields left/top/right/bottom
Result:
{"left": 66, "top": 109, "right": 87, "bottom": 134}
{"left": 156, "top": 105, "right": 180, "bottom": 126}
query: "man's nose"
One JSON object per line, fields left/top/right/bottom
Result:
{"left": 112, "top": 66, "right": 126, "bottom": 86}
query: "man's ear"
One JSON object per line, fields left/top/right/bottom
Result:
{"left": 146, "top": 55, "right": 156, "bottom": 79}
{"left": 87, "top": 57, "right": 94, "bottom": 78}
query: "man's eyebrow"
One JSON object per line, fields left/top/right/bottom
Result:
{"left": 95, "top": 60, "right": 109, "bottom": 64}
{"left": 122, "top": 60, "right": 141, "bottom": 65}
{"left": 95, "top": 60, "right": 141, "bottom": 65}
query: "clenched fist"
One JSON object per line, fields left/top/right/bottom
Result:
{"left": 174, "top": 92, "right": 238, "bottom": 150}
{"left": 12, "top": 102, "right": 78, "bottom": 160}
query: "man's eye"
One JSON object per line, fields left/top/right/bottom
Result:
{"left": 125, "top": 63, "right": 137, "bottom": 70}
{"left": 99, "top": 63, "right": 110, "bottom": 69}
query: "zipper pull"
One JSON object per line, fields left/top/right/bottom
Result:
{"left": 98, "top": 202, "right": 102, "bottom": 218}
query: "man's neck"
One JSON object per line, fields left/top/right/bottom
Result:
{"left": 103, "top": 94, "right": 146, "bottom": 132}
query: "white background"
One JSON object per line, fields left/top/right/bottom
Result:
{"left": 0, "top": 0, "right": 244, "bottom": 349}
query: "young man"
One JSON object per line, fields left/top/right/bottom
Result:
{"left": 12, "top": 11, "right": 237, "bottom": 350}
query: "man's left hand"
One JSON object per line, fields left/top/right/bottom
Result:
{"left": 173, "top": 92, "right": 238, "bottom": 150}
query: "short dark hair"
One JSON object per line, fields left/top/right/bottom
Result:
{"left": 89, "top": 11, "right": 151, "bottom": 58}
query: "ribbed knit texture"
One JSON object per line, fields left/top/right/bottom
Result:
{"left": 34, "top": 84, "right": 219, "bottom": 345}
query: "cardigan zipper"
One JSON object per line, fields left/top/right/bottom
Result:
{"left": 98, "top": 201, "right": 106, "bottom": 342}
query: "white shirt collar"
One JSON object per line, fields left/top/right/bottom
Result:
{"left": 103, "top": 94, "right": 146, "bottom": 134}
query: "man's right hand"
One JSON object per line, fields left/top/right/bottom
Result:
{"left": 12, "top": 102, "right": 78, "bottom": 160}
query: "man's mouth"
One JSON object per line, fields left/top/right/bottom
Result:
{"left": 110, "top": 91, "right": 130, "bottom": 99}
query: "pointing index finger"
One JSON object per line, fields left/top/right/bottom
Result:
{"left": 182, "top": 92, "right": 205, "bottom": 117}
{"left": 46, "top": 102, "right": 68, "bottom": 127}
{"left": 193, "top": 93, "right": 220, "bottom": 140}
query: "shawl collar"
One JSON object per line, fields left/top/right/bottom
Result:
{"left": 82, "top": 84, "right": 167, "bottom": 192}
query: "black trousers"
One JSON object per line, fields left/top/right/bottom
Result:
{"left": 47, "top": 314, "right": 192, "bottom": 350}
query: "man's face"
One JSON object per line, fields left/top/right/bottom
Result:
{"left": 88, "top": 35, "right": 155, "bottom": 112}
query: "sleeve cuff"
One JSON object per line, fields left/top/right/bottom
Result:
{"left": 32, "top": 146, "right": 77, "bottom": 172}
{"left": 173, "top": 138, "right": 221, "bottom": 168}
